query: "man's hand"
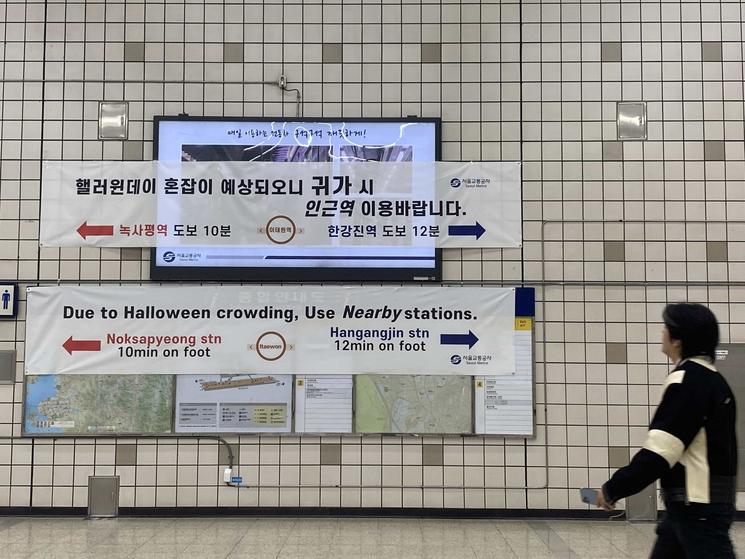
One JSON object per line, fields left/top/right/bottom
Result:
{"left": 596, "top": 489, "right": 615, "bottom": 512}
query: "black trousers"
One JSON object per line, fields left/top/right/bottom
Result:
{"left": 650, "top": 502, "right": 735, "bottom": 559}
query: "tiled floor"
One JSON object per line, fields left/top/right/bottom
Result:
{"left": 0, "top": 515, "right": 742, "bottom": 559}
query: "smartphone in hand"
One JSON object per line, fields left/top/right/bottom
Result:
{"left": 579, "top": 488, "right": 598, "bottom": 505}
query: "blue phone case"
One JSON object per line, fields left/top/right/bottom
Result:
{"left": 580, "top": 488, "right": 597, "bottom": 504}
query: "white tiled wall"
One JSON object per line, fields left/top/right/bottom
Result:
{"left": 0, "top": 0, "right": 743, "bottom": 510}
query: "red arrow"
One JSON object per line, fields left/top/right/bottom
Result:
{"left": 63, "top": 336, "right": 101, "bottom": 355}
{"left": 77, "top": 221, "right": 114, "bottom": 239}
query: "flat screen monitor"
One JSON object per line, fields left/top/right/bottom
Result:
{"left": 150, "top": 116, "right": 442, "bottom": 282}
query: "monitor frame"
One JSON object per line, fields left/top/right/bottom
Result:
{"left": 149, "top": 115, "right": 443, "bottom": 283}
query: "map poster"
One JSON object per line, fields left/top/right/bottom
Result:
{"left": 354, "top": 374, "right": 473, "bottom": 434}
{"left": 23, "top": 374, "right": 173, "bottom": 435}
{"left": 175, "top": 373, "right": 293, "bottom": 433}
{"left": 25, "top": 285, "right": 516, "bottom": 377}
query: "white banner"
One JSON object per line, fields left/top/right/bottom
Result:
{"left": 24, "top": 285, "right": 515, "bottom": 376}
{"left": 40, "top": 161, "right": 521, "bottom": 248}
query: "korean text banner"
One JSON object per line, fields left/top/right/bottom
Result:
{"left": 40, "top": 161, "right": 521, "bottom": 248}
{"left": 25, "top": 285, "right": 515, "bottom": 376}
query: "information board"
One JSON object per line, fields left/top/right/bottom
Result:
{"left": 294, "top": 375, "right": 353, "bottom": 433}
{"left": 174, "top": 374, "right": 293, "bottom": 433}
{"left": 474, "top": 320, "right": 534, "bottom": 436}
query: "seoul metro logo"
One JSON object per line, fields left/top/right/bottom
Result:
{"left": 450, "top": 355, "right": 462, "bottom": 365}
{"left": 162, "top": 251, "right": 176, "bottom": 263}
{"left": 450, "top": 178, "right": 462, "bottom": 188}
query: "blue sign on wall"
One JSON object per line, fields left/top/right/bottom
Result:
{"left": 0, "top": 283, "right": 18, "bottom": 319}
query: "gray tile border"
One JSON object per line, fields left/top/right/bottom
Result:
{"left": 608, "top": 447, "right": 630, "bottom": 468}
{"left": 422, "top": 444, "right": 444, "bottom": 466}
{"left": 704, "top": 140, "right": 726, "bottom": 161}
{"left": 320, "top": 443, "right": 342, "bottom": 465}
{"left": 606, "top": 343, "right": 628, "bottom": 365}
{"left": 223, "top": 43, "right": 244, "bottom": 63}
{"left": 115, "top": 444, "right": 137, "bottom": 466}
{"left": 421, "top": 43, "right": 442, "bottom": 64}
{"left": 702, "top": 41, "right": 723, "bottom": 62}
{"left": 123, "top": 140, "right": 143, "bottom": 161}
{"left": 706, "top": 241, "right": 728, "bottom": 262}
{"left": 602, "top": 141, "right": 624, "bottom": 161}
{"left": 322, "top": 43, "right": 343, "bottom": 63}
{"left": 120, "top": 248, "right": 142, "bottom": 261}
{"left": 123, "top": 42, "right": 145, "bottom": 62}
{"left": 603, "top": 241, "right": 625, "bottom": 262}
{"left": 601, "top": 42, "right": 622, "bottom": 62}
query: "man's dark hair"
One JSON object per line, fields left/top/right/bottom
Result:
{"left": 662, "top": 303, "right": 719, "bottom": 361}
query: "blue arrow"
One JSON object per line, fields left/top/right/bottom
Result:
{"left": 448, "top": 222, "right": 486, "bottom": 240}
{"left": 440, "top": 331, "right": 479, "bottom": 349}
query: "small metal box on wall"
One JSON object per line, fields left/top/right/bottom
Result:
{"left": 626, "top": 483, "right": 657, "bottom": 522}
{"left": 0, "top": 350, "right": 15, "bottom": 385}
{"left": 88, "top": 476, "right": 119, "bottom": 518}
{"left": 715, "top": 344, "right": 745, "bottom": 490}
{"left": 617, "top": 102, "right": 647, "bottom": 140}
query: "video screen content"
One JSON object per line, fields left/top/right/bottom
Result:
{"left": 152, "top": 118, "right": 440, "bottom": 282}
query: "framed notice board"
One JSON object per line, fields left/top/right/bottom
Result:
{"left": 715, "top": 344, "right": 745, "bottom": 490}
{"left": 23, "top": 288, "right": 536, "bottom": 437}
